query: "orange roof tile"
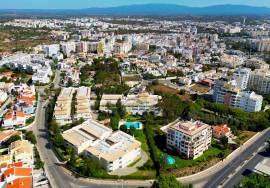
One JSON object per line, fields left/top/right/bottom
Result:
{"left": 4, "top": 110, "right": 31, "bottom": 121}
{"left": 213, "top": 124, "right": 230, "bottom": 134}
{"left": 6, "top": 177, "right": 32, "bottom": 188}
{"left": 4, "top": 167, "right": 32, "bottom": 177}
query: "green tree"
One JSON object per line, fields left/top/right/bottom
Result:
{"left": 116, "top": 99, "right": 126, "bottom": 118}
{"left": 80, "top": 158, "right": 105, "bottom": 177}
{"left": 179, "top": 89, "right": 186, "bottom": 95}
{"left": 94, "top": 99, "right": 100, "bottom": 110}
{"left": 49, "top": 120, "right": 60, "bottom": 135}
{"left": 120, "top": 125, "right": 128, "bottom": 133}
{"left": 236, "top": 173, "right": 270, "bottom": 188}
{"left": 54, "top": 134, "right": 64, "bottom": 147}
{"left": 128, "top": 126, "right": 136, "bottom": 136}
{"left": 158, "top": 94, "right": 187, "bottom": 123}
{"left": 110, "top": 114, "right": 120, "bottom": 130}
{"left": 220, "top": 136, "right": 229, "bottom": 149}
{"left": 68, "top": 147, "right": 76, "bottom": 168}
{"left": 67, "top": 78, "right": 73, "bottom": 87}
{"left": 25, "top": 131, "right": 37, "bottom": 145}
{"left": 153, "top": 174, "right": 192, "bottom": 188}
{"left": 6, "top": 135, "right": 21, "bottom": 145}
{"left": 34, "top": 159, "right": 44, "bottom": 169}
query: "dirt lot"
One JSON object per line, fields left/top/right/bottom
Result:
{"left": 151, "top": 84, "right": 179, "bottom": 95}
{"left": 190, "top": 83, "right": 210, "bottom": 94}
{"left": 150, "top": 84, "right": 190, "bottom": 101}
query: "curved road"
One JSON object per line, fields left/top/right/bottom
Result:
{"left": 203, "top": 129, "right": 270, "bottom": 188}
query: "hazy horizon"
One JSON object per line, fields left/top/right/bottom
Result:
{"left": 1, "top": 0, "right": 270, "bottom": 10}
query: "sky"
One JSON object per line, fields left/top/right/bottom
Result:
{"left": 1, "top": 0, "right": 270, "bottom": 9}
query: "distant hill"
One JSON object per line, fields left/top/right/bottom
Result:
{"left": 1, "top": 4, "right": 270, "bottom": 16}
{"left": 80, "top": 4, "right": 270, "bottom": 16}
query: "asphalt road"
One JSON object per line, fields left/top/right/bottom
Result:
{"left": 203, "top": 129, "right": 270, "bottom": 188}
{"left": 222, "top": 144, "right": 269, "bottom": 188}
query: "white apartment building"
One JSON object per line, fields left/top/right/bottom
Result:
{"left": 0, "top": 90, "right": 8, "bottom": 104}
{"left": 54, "top": 87, "right": 75, "bottom": 126}
{"left": 248, "top": 69, "right": 270, "bottom": 95}
{"left": 238, "top": 91, "right": 263, "bottom": 112}
{"left": 8, "top": 140, "right": 34, "bottom": 166}
{"left": 43, "top": 44, "right": 60, "bottom": 57}
{"left": 0, "top": 53, "right": 53, "bottom": 84}
{"left": 76, "top": 87, "right": 92, "bottom": 120}
{"left": 253, "top": 39, "right": 270, "bottom": 52}
{"left": 233, "top": 68, "right": 251, "bottom": 90}
{"left": 100, "top": 92, "right": 161, "bottom": 115}
{"left": 61, "top": 42, "right": 76, "bottom": 57}
{"left": 62, "top": 120, "right": 141, "bottom": 172}
{"left": 213, "top": 78, "right": 263, "bottom": 112}
{"left": 166, "top": 120, "right": 212, "bottom": 159}
{"left": 32, "top": 70, "right": 52, "bottom": 84}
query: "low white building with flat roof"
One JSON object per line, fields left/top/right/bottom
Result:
{"left": 62, "top": 120, "right": 141, "bottom": 172}
{"left": 100, "top": 92, "right": 161, "bottom": 115}
{"left": 76, "top": 87, "right": 92, "bottom": 120}
{"left": 54, "top": 87, "right": 75, "bottom": 125}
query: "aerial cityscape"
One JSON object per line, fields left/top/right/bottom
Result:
{"left": 1, "top": 0, "right": 270, "bottom": 188}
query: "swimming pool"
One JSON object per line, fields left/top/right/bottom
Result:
{"left": 124, "top": 122, "right": 142, "bottom": 129}
{"left": 166, "top": 155, "right": 175, "bottom": 165}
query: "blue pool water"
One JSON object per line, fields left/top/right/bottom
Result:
{"left": 124, "top": 122, "right": 141, "bottom": 129}
{"left": 166, "top": 155, "right": 175, "bottom": 165}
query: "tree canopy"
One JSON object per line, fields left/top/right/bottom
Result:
{"left": 153, "top": 174, "right": 192, "bottom": 188}
{"left": 236, "top": 173, "right": 270, "bottom": 188}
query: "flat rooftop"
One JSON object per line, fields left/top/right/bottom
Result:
{"left": 85, "top": 131, "right": 141, "bottom": 162}
{"left": 59, "top": 88, "right": 74, "bottom": 98}
{"left": 63, "top": 120, "right": 141, "bottom": 162}
{"left": 77, "top": 86, "right": 91, "bottom": 98}
{"left": 254, "top": 158, "right": 270, "bottom": 176}
{"left": 169, "top": 120, "right": 210, "bottom": 136}
{"left": 62, "top": 120, "right": 113, "bottom": 148}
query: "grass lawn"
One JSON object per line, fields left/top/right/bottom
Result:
{"left": 132, "top": 130, "right": 156, "bottom": 178}
{"left": 164, "top": 146, "right": 223, "bottom": 169}
{"left": 125, "top": 115, "right": 142, "bottom": 122}
{"left": 126, "top": 170, "right": 156, "bottom": 179}
{"left": 134, "top": 130, "right": 150, "bottom": 157}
